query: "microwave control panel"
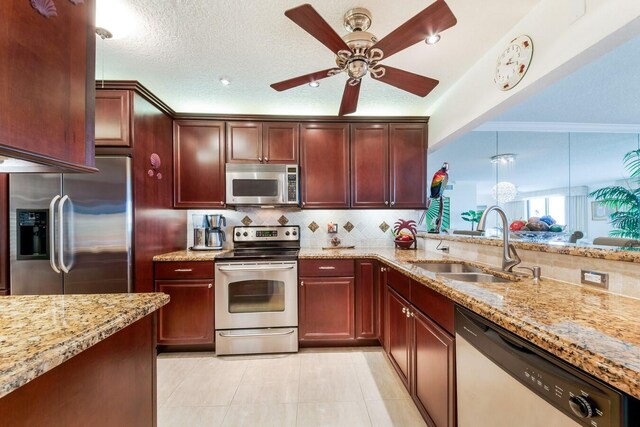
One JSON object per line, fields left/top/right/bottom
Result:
{"left": 287, "top": 165, "right": 298, "bottom": 203}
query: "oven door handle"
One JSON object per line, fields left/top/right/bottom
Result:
{"left": 218, "top": 329, "right": 295, "bottom": 338}
{"left": 217, "top": 265, "right": 295, "bottom": 272}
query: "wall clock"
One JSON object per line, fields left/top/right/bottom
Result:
{"left": 494, "top": 35, "right": 533, "bottom": 91}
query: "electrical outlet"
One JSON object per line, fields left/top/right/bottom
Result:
{"left": 580, "top": 270, "right": 609, "bottom": 289}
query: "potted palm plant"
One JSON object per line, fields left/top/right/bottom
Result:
{"left": 461, "top": 210, "right": 484, "bottom": 231}
{"left": 589, "top": 148, "right": 640, "bottom": 239}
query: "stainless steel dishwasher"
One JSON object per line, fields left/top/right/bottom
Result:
{"left": 455, "top": 306, "right": 638, "bottom": 427}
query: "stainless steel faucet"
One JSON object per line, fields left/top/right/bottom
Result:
{"left": 477, "top": 205, "right": 521, "bottom": 272}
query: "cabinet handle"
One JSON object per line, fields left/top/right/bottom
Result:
{"left": 300, "top": 281, "right": 304, "bottom": 286}
{"left": 318, "top": 266, "right": 336, "bottom": 270}
{"left": 174, "top": 269, "right": 193, "bottom": 272}
{"left": 264, "top": 157, "right": 269, "bottom": 162}
{"left": 401, "top": 307, "right": 407, "bottom": 314}
{"left": 410, "top": 312, "right": 415, "bottom": 318}
{"left": 391, "top": 201, "right": 395, "bottom": 206}
{"left": 406, "top": 310, "right": 412, "bottom": 318}
{"left": 380, "top": 267, "right": 386, "bottom": 272}
{"left": 208, "top": 283, "right": 213, "bottom": 288}
{"left": 219, "top": 201, "right": 224, "bottom": 205}
{"left": 302, "top": 202, "right": 306, "bottom": 206}
{"left": 258, "top": 157, "right": 263, "bottom": 162}
{"left": 385, "top": 201, "right": 389, "bottom": 205}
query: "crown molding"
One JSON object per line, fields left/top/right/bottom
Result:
{"left": 474, "top": 121, "right": 640, "bottom": 134}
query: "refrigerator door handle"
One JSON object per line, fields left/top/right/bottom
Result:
{"left": 49, "top": 195, "right": 62, "bottom": 274}
{"left": 58, "top": 195, "right": 71, "bottom": 273}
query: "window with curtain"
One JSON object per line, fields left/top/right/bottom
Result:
{"left": 526, "top": 196, "right": 566, "bottom": 224}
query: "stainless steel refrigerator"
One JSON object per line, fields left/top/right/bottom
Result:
{"left": 9, "top": 157, "right": 132, "bottom": 294}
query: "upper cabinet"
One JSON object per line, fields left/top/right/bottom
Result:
{"left": 351, "top": 123, "right": 427, "bottom": 209}
{"left": 390, "top": 124, "right": 427, "bottom": 209}
{"left": 226, "top": 122, "right": 298, "bottom": 164}
{"left": 95, "top": 90, "right": 131, "bottom": 147}
{"left": 0, "top": 0, "right": 96, "bottom": 171}
{"left": 300, "top": 123, "right": 350, "bottom": 209}
{"left": 173, "top": 120, "right": 226, "bottom": 208}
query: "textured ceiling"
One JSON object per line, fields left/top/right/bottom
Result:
{"left": 95, "top": 0, "right": 539, "bottom": 115}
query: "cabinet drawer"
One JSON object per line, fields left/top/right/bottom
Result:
{"left": 299, "top": 259, "right": 354, "bottom": 277}
{"left": 410, "top": 280, "right": 454, "bottom": 335}
{"left": 154, "top": 262, "right": 214, "bottom": 279}
{"left": 387, "top": 268, "right": 411, "bottom": 300}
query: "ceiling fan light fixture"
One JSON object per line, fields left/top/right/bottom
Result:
{"left": 308, "top": 81, "right": 320, "bottom": 88}
{"left": 219, "top": 77, "right": 231, "bottom": 86}
{"left": 347, "top": 58, "right": 368, "bottom": 79}
{"left": 425, "top": 34, "right": 441, "bottom": 45}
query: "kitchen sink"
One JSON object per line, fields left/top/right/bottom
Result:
{"left": 436, "top": 272, "right": 512, "bottom": 283}
{"left": 410, "top": 262, "right": 483, "bottom": 274}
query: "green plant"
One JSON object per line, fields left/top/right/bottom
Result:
{"left": 461, "top": 210, "right": 484, "bottom": 231}
{"left": 589, "top": 148, "right": 640, "bottom": 239}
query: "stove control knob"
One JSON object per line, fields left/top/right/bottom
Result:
{"left": 569, "top": 396, "right": 594, "bottom": 418}
{"left": 235, "top": 232, "right": 241, "bottom": 237}
{"left": 285, "top": 231, "right": 290, "bottom": 236}
{"left": 243, "top": 232, "right": 248, "bottom": 237}
{"left": 292, "top": 230, "right": 298, "bottom": 236}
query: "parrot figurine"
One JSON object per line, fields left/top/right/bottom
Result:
{"left": 430, "top": 162, "right": 449, "bottom": 199}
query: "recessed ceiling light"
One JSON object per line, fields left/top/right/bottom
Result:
{"left": 308, "top": 81, "right": 320, "bottom": 88}
{"left": 425, "top": 34, "right": 441, "bottom": 45}
{"left": 219, "top": 77, "right": 231, "bottom": 86}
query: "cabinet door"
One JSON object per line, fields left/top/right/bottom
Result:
{"left": 355, "top": 260, "right": 378, "bottom": 339}
{"left": 263, "top": 122, "right": 299, "bottom": 164}
{"left": 351, "top": 124, "right": 389, "bottom": 208}
{"left": 0, "top": 0, "right": 95, "bottom": 169}
{"left": 300, "top": 123, "right": 350, "bottom": 208}
{"left": 299, "top": 276, "right": 354, "bottom": 340}
{"left": 173, "top": 120, "right": 226, "bottom": 208}
{"left": 386, "top": 287, "right": 411, "bottom": 388}
{"left": 389, "top": 124, "right": 427, "bottom": 208}
{"left": 95, "top": 90, "right": 131, "bottom": 147}
{"left": 156, "top": 279, "right": 214, "bottom": 345}
{"left": 413, "top": 309, "right": 455, "bottom": 427}
{"left": 226, "top": 122, "right": 263, "bottom": 163}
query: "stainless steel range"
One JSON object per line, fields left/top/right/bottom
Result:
{"left": 214, "top": 225, "right": 300, "bottom": 355}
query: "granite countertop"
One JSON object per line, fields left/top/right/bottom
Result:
{"left": 153, "top": 249, "right": 231, "bottom": 261}
{"left": 0, "top": 293, "right": 169, "bottom": 399}
{"left": 152, "top": 246, "right": 640, "bottom": 398}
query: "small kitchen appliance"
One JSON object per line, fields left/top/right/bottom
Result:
{"left": 215, "top": 225, "right": 300, "bottom": 355}
{"left": 192, "top": 214, "right": 226, "bottom": 250}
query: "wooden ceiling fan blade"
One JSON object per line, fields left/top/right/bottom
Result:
{"left": 373, "top": 0, "right": 457, "bottom": 59}
{"left": 270, "top": 68, "right": 339, "bottom": 91}
{"left": 373, "top": 66, "right": 439, "bottom": 97}
{"left": 338, "top": 79, "right": 361, "bottom": 116}
{"left": 285, "top": 4, "right": 351, "bottom": 54}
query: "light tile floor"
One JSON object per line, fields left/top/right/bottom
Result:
{"left": 158, "top": 347, "right": 427, "bottom": 427}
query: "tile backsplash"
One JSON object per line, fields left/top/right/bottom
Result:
{"left": 186, "top": 208, "right": 424, "bottom": 249}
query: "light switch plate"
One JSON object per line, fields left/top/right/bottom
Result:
{"left": 581, "top": 270, "right": 609, "bottom": 289}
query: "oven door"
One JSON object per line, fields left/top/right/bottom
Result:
{"left": 225, "top": 171, "right": 286, "bottom": 205}
{"left": 215, "top": 261, "right": 298, "bottom": 330}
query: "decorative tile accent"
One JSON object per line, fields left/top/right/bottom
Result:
{"left": 379, "top": 221, "right": 390, "bottom": 233}
{"left": 308, "top": 221, "right": 319, "bottom": 233}
{"left": 343, "top": 221, "right": 354, "bottom": 232}
{"left": 241, "top": 216, "right": 253, "bottom": 226}
{"left": 278, "top": 215, "right": 289, "bottom": 225}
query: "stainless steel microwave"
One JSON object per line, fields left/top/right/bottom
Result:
{"left": 225, "top": 163, "right": 299, "bottom": 206}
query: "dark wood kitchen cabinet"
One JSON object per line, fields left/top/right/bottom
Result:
{"left": 385, "top": 270, "right": 456, "bottom": 427}
{"left": 299, "top": 259, "right": 355, "bottom": 341}
{"left": 154, "top": 262, "right": 215, "bottom": 345}
{"left": 173, "top": 120, "right": 226, "bottom": 208}
{"left": 351, "top": 123, "right": 427, "bottom": 209}
{"left": 226, "top": 122, "right": 298, "bottom": 164}
{"left": 0, "top": 0, "right": 96, "bottom": 171}
{"left": 95, "top": 90, "right": 131, "bottom": 147}
{"left": 389, "top": 124, "right": 427, "bottom": 208}
{"left": 355, "top": 259, "right": 378, "bottom": 340}
{"left": 300, "top": 123, "right": 350, "bottom": 208}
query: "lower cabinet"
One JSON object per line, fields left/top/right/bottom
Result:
{"left": 299, "top": 276, "right": 355, "bottom": 341}
{"left": 386, "top": 284, "right": 456, "bottom": 427}
{"left": 355, "top": 259, "right": 378, "bottom": 340}
{"left": 153, "top": 262, "right": 215, "bottom": 346}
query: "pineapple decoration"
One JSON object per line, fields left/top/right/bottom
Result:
{"left": 393, "top": 219, "right": 417, "bottom": 250}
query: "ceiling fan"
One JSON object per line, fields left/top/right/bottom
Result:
{"left": 270, "top": 1, "right": 458, "bottom": 115}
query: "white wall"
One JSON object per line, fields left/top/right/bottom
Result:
{"left": 428, "top": 0, "right": 640, "bottom": 148}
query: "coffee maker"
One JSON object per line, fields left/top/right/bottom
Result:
{"left": 192, "top": 214, "right": 226, "bottom": 250}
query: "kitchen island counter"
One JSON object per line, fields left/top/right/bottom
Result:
{"left": 0, "top": 292, "right": 168, "bottom": 399}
